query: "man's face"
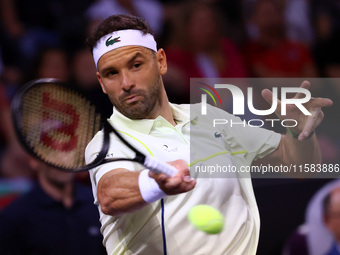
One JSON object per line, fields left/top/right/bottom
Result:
{"left": 253, "top": 1, "right": 284, "bottom": 36}
{"left": 96, "top": 46, "right": 167, "bottom": 119}
{"left": 30, "top": 159, "right": 74, "bottom": 187}
{"left": 325, "top": 190, "right": 340, "bottom": 242}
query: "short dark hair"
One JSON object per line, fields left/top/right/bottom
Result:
{"left": 86, "top": 14, "right": 154, "bottom": 52}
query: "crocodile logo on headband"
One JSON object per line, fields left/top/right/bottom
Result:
{"left": 106, "top": 36, "right": 121, "bottom": 46}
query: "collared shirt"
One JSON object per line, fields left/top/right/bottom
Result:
{"left": 0, "top": 182, "right": 105, "bottom": 255}
{"left": 85, "top": 103, "right": 281, "bottom": 255}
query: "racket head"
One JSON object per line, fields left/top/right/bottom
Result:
{"left": 11, "top": 78, "right": 108, "bottom": 172}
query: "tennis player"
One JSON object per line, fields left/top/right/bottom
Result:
{"left": 85, "top": 14, "right": 332, "bottom": 255}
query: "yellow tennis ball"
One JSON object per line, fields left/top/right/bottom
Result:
{"left": 188, "top": 205, "right": 224, "bottom": 234}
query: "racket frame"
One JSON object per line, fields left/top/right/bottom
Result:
{"left": 11, "top": 78, "right": 155, "bottom": 173}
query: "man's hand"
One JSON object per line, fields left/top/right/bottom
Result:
{"left": 262, "top": 80, "right": 333, "bottom": 141}
{"left": 149, "top": 159, "right": 196, "bottom": 195}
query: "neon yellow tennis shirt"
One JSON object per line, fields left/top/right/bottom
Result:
{"left": 85, "top": 103, "right": 281, "bottom": 255}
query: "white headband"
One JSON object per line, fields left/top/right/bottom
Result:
{"left": 92, "top": 29, "right": 157, "bottom": 68}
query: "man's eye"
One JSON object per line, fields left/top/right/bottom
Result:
{"left": 133, "top": 63, "right": 141, "bottom": 69}
{"left": 107, "top": 70, "right": 118, "bottom": 76}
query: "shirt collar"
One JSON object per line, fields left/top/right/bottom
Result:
{"left": 108, "top": 103, "right": 197, "bottom": 134}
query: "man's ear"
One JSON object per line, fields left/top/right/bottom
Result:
{"left": 156, "top": 49, "right": 167, "bottom": 75}
{"left": 97, "top": 72, "right": 107, "bottom": 94}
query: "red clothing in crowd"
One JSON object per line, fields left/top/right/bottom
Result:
{"left": 244, "top": 40, "right": 314, "bottom": 77}
{"left": 166, "top": 38, "right": 248, "bottom": 79}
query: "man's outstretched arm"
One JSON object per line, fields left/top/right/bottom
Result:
{"left": 97, "top": 159, "right": 196, "bottom": 216}
{"left": 257, "top": 80, "right": 333, "bottom": 167}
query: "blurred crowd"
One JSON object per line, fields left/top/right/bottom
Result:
{"left": 0, "top": 0, "right": 340, "bottom": 254}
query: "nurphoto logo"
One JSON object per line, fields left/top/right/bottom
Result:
{"left": 196, "top": 80, "right": 312, "bottom": 129}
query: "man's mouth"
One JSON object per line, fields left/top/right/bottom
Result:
{"left": 124, "top": 95, "right": 141, "bottom": 104}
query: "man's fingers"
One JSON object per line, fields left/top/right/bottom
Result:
{"left": 298, "top": 117, "right": 316, "bottom": 141}
{"left": 294, "top": 97, "right": 332, "bottom": 141}
{"left": 149, "top": 159, "right": 189, "bottom": 179}
{"left": 300, "top": 80, "right": 311, "bottom": 89}
{"left": 183, "top": 175, "right": 192, "bottom": 182}
{"left": 298, "top": 107, "right": 325, "bottom": 141}
{"left": 294, "top": 80, "right": 310, "bottom": 99}
{"left": 164, "top": 175, "right": 183, "bottom": 188}
{"left": 262, "top": 88, "right": 282, "bottom": 115}
{"left": 168, "top": 159, "right": 189, "bottom": 171}
{"left": 164, "top": 175, "right": 196, "bottom": 190}
{"left": 261, "top": 88, "right": 273, "bottom": 105}
{"left": 262, "top": 81, "right": 311, "bottom": 103}
{"left": 149, "top": 171, "right": 166, "bottom": 181}
{"left": 168, "top": 159, "right": 193, "bottom": 182}
{"left": 183, "top": 181, "right": 196, "bottom": 192}
{"left": 311, "top": 97, "right": 333, "bottom": 108}
{"left": 295, "top": 80, "right": 311, "bottom": 99}
{"left": 149, "top": 159, "right": 196, "bottom": 194}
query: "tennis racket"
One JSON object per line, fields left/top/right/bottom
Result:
{"left": 11, "top": 78, "right": 178, "bottom": 176}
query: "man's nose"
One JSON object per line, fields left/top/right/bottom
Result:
{"left": 121, "top": 71, "right": 134, "bottom": 90}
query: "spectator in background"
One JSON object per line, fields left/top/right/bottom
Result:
{"left": 164, "top": 0, "right": 248, "bottom": 103}
{"left": 300, "top": 1, "right": 340, "bottom": 164}
{"left": 85, "top": 0, "right": 164, "bottom": 37}
{"left": 243, "top": 0, "right": 314, "bottom": 45}
{"left": 1, "top": 47, "right": 70, "bottom": 178}
{"left": 306, "top": 80, "right": 340, "bottom": 164}
{"left": 244, "top": 0, "right": 318, "bottom": 78}
{"left": 283, "top": 180, "right": 340, "bottom": 255}
{"left": 323, "top": 187, "right": 340, "bottom": 255}
{"left": 0, "top": 85, "right": 14, "bottom": 150}
{"left": 0, "top": 157, "right": 106, "bottom": 255}
{"left": 71, "top": 47, "right": 113, "bottom": 119}
{"left": 0, "top": 81, "right": 32, "bottom": 178}
{"left": 284, "top": 0, "right": 314, "bottom": 45}
{"left": 311, "top": 0, "right": 340, "bottom": 78}
{"left": 0, "top": 0, "right": 60, "bottom": 69}
{"left": 0, "top": 0, "right": 94, "bottom": 70}
{"left": 21, "top": 46, "right": 98, "bottom": 184}
{"left": 24, "top": 47, "right": 70, "bottom": 83}
{"left": 0, "top": 24, "right": 31, "bottom": 179}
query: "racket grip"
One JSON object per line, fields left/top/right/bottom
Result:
{"left": 144, "top": 155, "right": 178, "bottom": 177}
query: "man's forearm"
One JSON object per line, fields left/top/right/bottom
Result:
{"left": 280, "top": 133, "right": 321, "bottom": 165}
{"left": 96, "top": 160, "right": 196, "bottom": 216}
{"left": 97, "top": 169, "right": 147, "bottom": 216}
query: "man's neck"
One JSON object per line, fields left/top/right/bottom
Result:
{"left": 39, "top": 176, "right": 74, "bottom": 209}
{"left": 136, "top": 87, "right": 176, "bottom": 126}
{"left": 148, "top": 101, "right": 176, "bottom": 126}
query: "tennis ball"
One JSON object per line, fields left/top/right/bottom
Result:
{"left": 188, "top": 205, "right": 224, "bottom": 234}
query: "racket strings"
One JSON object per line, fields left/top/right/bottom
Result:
{"left": 18, "top": 83, "right": 102, "bottom": 170}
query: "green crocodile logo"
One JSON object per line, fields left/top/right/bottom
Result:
{"left": 106, "top": 36, "right": 121, "bottom": 46}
